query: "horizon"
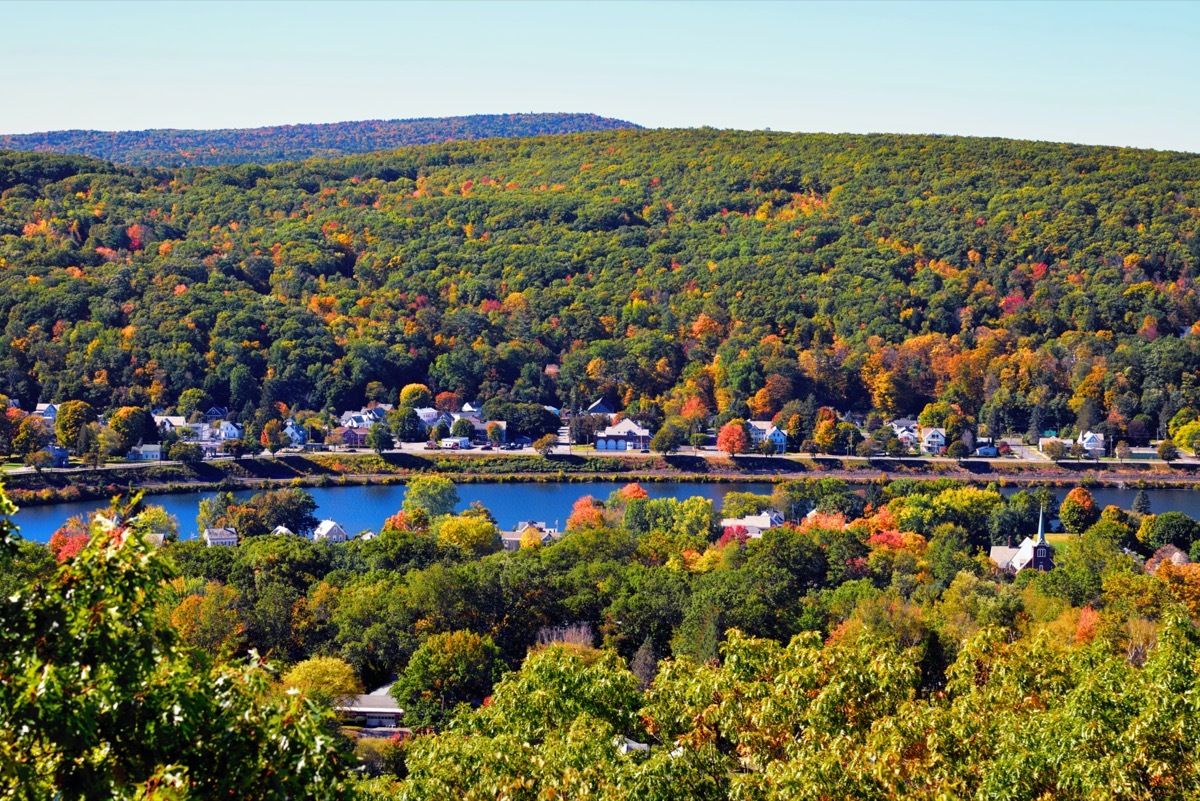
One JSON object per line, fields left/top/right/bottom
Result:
{"left": 2, "top": 1, "right": 1199, "bottom": 153}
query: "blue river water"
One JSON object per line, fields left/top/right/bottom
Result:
{"left": 10, "top": 481, "right": 1200, "bottom": 544}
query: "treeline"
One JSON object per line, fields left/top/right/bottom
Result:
{"left": 0, "top": 130, "right": 1199, "bottom": 450}
{"left": 0, "top": 113, "right": 640, "bottom": 166}
{"left": 9, "top": 477, "right": 1200, "bottom": 798}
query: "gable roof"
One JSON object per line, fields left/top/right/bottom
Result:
{"left": 587, "top": 398, "right": 615, "bottom": 415}
{"left": 600, "top": 418, "right": 650, "bottom": 437}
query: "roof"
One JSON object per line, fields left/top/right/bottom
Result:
{"left": 203, "top": 527, "right": 237, "bottom": 542}
{"left": 587, "top": 398, "right": 615, "bottom": 415}
{"left": 270, "top": 525, "right": 295, "bottom": 537}
{"left": 988, "top": 545, "right": 1021, "bottom": 571}
{"left": 334, "top": 689, "right": 403, "bottom": 716}
{"left": 1146, "top": 544, "right": 1190, "bottom": 575}
{"left": 600, "top": 418, "right": 650, "bottom": 438}
{"left": 314, "top": 520, "right": 347, "bottom": 539}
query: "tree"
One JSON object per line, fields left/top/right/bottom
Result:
{"left": 170, "top": 581, "right": 244, "bottom": 654}
{"left": 109, "top": 406, "right": 154, "bottom": 452}
{"left": 400, "top": 383, "right": 434, "bottom": 409}
{"left": 390, "top": 407, "right": 425, "bottom": 443}
{"left": 177, "top": 388, "right": 209, "bottom": 418}
{"left": 391, "top": 630, "right": 502, "bottom": 729}
{"left": 690, "top": 432, "right": 707, "bottom": 452}
{"left": 229, "top": 363, "right": 258, "bottom": 412}
{"left": 169, "top": 440, "right": 203, "bottom": 463}
{"left": 78, "top": 422, "right": 104, "bottom": 468}
{"left": 22, "top": 449, "right": 53, "bottom": 473}
{"left": 366, "top": 421, "right": 394, "bottom": 454}
{"left": 283, "top": 656, "right": 364, "bottom": 707}
{"left": 1116, "top": 440, "right": 1133, "bottom": 460}
{"left": 757, "top": 436, "right": 779, "bottom": 456}
{"left": 1158, "top": 438, "right": 1180, "bottom": 463}
{"left": 432, "top": 514, "right": 498, "bottom": 556}
{"left": 430, "top": 421, "right": 450, "bottom": 442}
{"left": 650, "top": 424, "right": 684, "bottom": 454}
{"left": 717, "top": 420, "right": 749, "bottom": 456}
{"left": 946, "top": 441, "right": 970, "bottom": 459}
{"left": 1059, "top": 487, "right": 1100, "bottom": 534}
{"left": 1147, "top": 511, "right": 1200, "bottom": 551}
{"left": 451, "top": 418, "right": 475, "bottom": 438}
{"left": 1133, "top": 489, "right": 1152, "bottom": 516}
{"left": 1043, "top": 440, "right": 1067, "bottom": 460}
{"left": 487, "top": 422, "right": 504, "bottom": 444}
{"left": 11, "top": 416, "right": 50, "bottom": 456}
{"left": 0, "top": 490, "right": 353, "bottom": 798}
{"left": 534, "top": 433, "right": 558, "bottom": 456}
{"left": 54, "top": 400, "right": 96, "bottom": 451}
{"left": 259, "top": 419, "right": 288, "bottom": 454}
{"left": 403, "top": 476, "right": 460, "bottom": 518}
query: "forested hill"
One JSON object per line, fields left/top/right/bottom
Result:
{"left": 0, "top": 113, "right": 642, "bottom": 167}
{"left": 1, "top": 129, "right": 1200, "bottom": 444}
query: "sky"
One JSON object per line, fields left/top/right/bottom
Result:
{"left": 2, "top": 0, "right": 1198, "bottom": 152}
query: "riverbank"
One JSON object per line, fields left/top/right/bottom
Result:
{"left": 5, "top": 451, "right": 1200, "bottom": 509}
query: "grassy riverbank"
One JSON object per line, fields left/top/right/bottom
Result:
{"left": 5, "top": 451, "right": 1200, "bottom": 508}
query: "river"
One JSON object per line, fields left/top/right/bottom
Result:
{"left": 10, "top": 481, "right": 1200, "bottom": 544}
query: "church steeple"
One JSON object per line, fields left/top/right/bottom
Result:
{"left": 1037, "top": 505, "right": 1046, "bottom": 544}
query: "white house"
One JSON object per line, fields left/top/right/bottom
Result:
{"left": 920, "top": 427, "right": 947, "bottom": 455}
{"left": 594, "top": 418, "right": 651, "bottom": 450}
{"left": 719, "top": 510, "right": 785, "bottom": 538}
{"left": 414, "top": 407, "right": 450, "bottom": 430}
{"left": 203, "top": 527, "right": 238, "bottom": 547}
{"left": 334, "top": 685, "right": 403, "bottom": 728}
{"left": 1077, "top": 431, "right": 1105, "bottom": 457}
{"left": 989, "top": 511, "right": 1055, "bottom": 573}
{"left": 500, "top": 521, "right": 561, "bottom": 550}
{"left": 439, "top": 436, "right": 472, "bottom": 450}
{"left": 127, "top": 443, "right": 163, "bottom": 461}
{"left": 35, "top": 403, "right": 59, "bottom": 422}
{"left": 461, "top": 401, "right": 482, "bottom": 415}
{"left": 154, "top": 415, "right": 194, "bottom": 438}
{"left": 270, "top": 525, "right": 295, "bottom": 537}
{"left": 313, "top": 520, "right": 349, "bottom": 543}
{"left": 587, "top": 398, "right": 616, "bottom": 416}
{"left": 204, "top": 406, "right": 229, "bottom": 424}
{"left": 747, "top": 421, "right": 787, "bottom": 453}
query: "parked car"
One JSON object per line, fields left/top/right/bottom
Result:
{"left": 481, "top": 445, "right": 494, "bottom": 451}
{"left": 424, "top": 441, "right": 439, "bottom": 450}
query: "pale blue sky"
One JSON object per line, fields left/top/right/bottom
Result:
{"left": 2, "top": 1, "right": 1198, "bottom": 151}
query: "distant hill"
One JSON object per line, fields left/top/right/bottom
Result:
{"left": 0, "top": 113, "right": 642, "bottom": 167}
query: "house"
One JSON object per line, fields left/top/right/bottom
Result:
{"left": 414, "top": 407, "right": 450, "bottom": 430}
{"left": 204, "top": 406, "right": 229, "bottom": 424}
{"left": 217, "top": 421, "right": 244, "bottom": 440}
{"left": 889, "top": 419, "right": 919, "bottom": 436}
{"left": 34, "top": 402, "right": 59, "bottom": 422}
{"left": 461, "top": 402, "right": 482, "bottom": 415}
{"left": 974, "top": 438, "right": 999, "bottom": 457}
{"left": 270, "top": 525, "right": 295, "bottom": 537}
{"left": 1077, "top": 430, "right": 1106, "bottom": 457}
{"left": 339, "top": 405, "right": 391, "bottom": 429}
{"left": 358, "top": 530, "right": 377, "bottom": 541}
{"left": 203, "top": 527, "right": 238, "bottom": 547}
{"left": 594, "top": 418, "right": 651, "bottom": 451}
{"left": 1038, "top": 437, "right": 1072, "bottom": 454}
{"left": 313, "top": 520, "right": 349, "bottom": 543}
{"left": 127, "top": 443, "right": 163, "bottom": 461}
{"left": 920, "top": 427, "right": 947, "bottom": 455}
{"left": 283, "top": 418, "right": 308, "bottom": 446}
{"left": 719, "top": 510, "right": 785, "bottom": 538}
{"left": 500, "top": 521, "right": 561, "bottom": 551}
{"left": 989, "top": 510, "right": 1055, "bottom": 573}
{"left": 586, "top": 398, "right": 616, "bottom": 416}
{"left": 154, "top": 415, "right": 192, "bottom": 437}
{"left": 332, "top": 426, "right": 368, "bottom": 448}
{"left": 463, "top": 418, "right": 506, "bottom": 443}
{"left": 39, "top": 444, "right": 69, "bottom": 468}
{"left": 334, "top": 685, "right": 404, "bottom": 728}
{"left": 747, "top": 421, "right": 787, "bottom": 453}
{"left": 1145, "top": 544, "right": 1190, "bottom": 575}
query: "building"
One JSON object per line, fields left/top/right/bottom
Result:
{"left": 332, "top": 426, "right": 368, "bottom": 448}
{"left": 719, "top": 510, "right": 785, "bottom": 538}
{"left": 34, "top": 403, "right": 59, "bottom": 422}
{"left": 1038, "top": 437, "right": 1072, "bottom": 454}
{"left": 989, "top": 510, "right": 1056, "bottom": 573}
{"left": 40, "top": 444, "right": 69, "bottom": 468}
{"left": 1077, "top": 430, "right": 1106, "bottom": 458}
{"left": 439, "top": 436, "right": 472, "bottom": 450}
{"left": 747, "top": 421, "right": 787, "bottom": 453}
{"left": 461, "top": 401, "right": 482, "bottom": 415}
{"left": 127, "top": 443, "right": 163, "bottom": 461}
{"left": 283, "top": 419, "right": 308, "bottom": 446}
{"left": 500, "top": 521, "right": 561, "bottom": 550}
{"left": 204, "top": 406, "right": 229, "bottom": 424}
{"left": 920, "top": 427, "right": 947, "bottom": 455}
{"left": 587, "top": 398, "right": 616, "bottom": 416}
{"left": 414, "top": 407, "right": 450, "bottom": 430}
{"left": 1145, "top": 544, "right": 1190, "bottom": 575}
{"left": 594, "top": 418, "right": 651, "bottom": 451}
{"left": 203, "top": 527, "right": 238, "bottom": 547}
{"left": 334, "top": 685, "right": 404, "bottom": 728}
{"left": 270, "top": 525, "right": 295, "bottom": 537}
{"left": 155, "top": 415, "right": 194, "bottom": 439}
{"left": 313, "top": 520, "right": 349, "bottom": 543}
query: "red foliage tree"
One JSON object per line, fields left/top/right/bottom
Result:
{"left": 716, "top": 421, "right": 749, "bottom": 456}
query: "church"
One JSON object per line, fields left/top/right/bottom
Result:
{"left": 989, "top": 509, "right": 1056, "bottom": 573}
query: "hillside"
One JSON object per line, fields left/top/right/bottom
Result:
{"left": 1, "top": 129, "right": 1199, "bottom": 447}
{"left": 0, "top": 112, "right": 641, "bottom": 166}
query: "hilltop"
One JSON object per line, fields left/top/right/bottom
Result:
{"left": 0, "top": 112, "right": 642, "bottom": 166}
{"left": 0, "top": 128, "right": 1198, "bottom": 451}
